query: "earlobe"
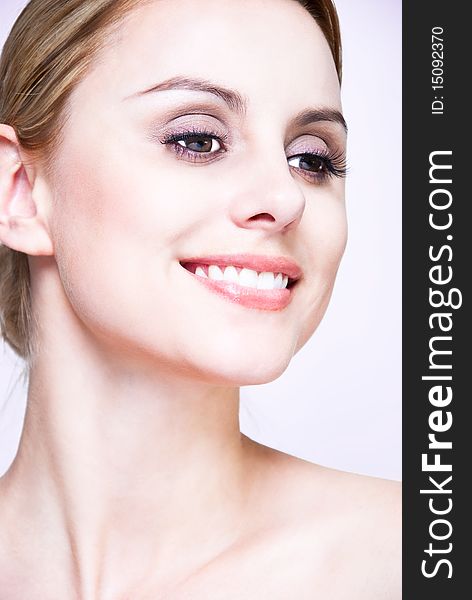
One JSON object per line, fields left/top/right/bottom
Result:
{"left": 0, "top": 124, "right": 54, "bottom": 256}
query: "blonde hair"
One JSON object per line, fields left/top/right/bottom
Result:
{"left": 0, "top": 0, "right": 342, "bottom": 362}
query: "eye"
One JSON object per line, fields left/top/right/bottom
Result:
{"left": 288, "top": 154, "right": 326, "bottom": 173}
{"left": 287, "top": 151, "right": 347, "bottom": 183}
{"left": 176, "top": 135, "right": 221, "bottom": 153}
{"left": 159, "top": 128, "right": 227, "bottom": 163}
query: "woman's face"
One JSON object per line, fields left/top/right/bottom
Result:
{"left": 46, "top": 0, "right": 347, "bottom": 384}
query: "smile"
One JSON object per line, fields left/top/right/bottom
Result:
{"left": 179, "top": 254, "right": 301, "bottom": 311}
{"left": 185, "top": 263, "right": 289, "bottom": 289}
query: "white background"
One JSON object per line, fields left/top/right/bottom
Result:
{"left": 0, "top": 0, "right": 402, "bottom": 480}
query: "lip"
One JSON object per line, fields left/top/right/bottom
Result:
{"left": 179, "top": 254, "right": 302, "bottom": 280}
{"left": 179, "top": 253, "right": 302, "bottom": 311}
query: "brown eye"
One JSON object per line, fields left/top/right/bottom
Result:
{"left": 288, "top": 154, "right": 325, "bottom": 173}
{"left": 177, "top": 136, "right": 221, "bottom": 153}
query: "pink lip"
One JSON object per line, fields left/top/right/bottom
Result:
{"left": 179, "top": 254, "right": 301, "bottom": 311}
{"left": 180, "top": 254, "right": 302, "bottom": 280}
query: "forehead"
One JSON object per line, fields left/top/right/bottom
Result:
{"left": 72, "top": 0, "right": 340, "bottom": 113}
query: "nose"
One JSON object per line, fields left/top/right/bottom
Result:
{"left": 228, "top": 149, "right": 306, "bottom": 234}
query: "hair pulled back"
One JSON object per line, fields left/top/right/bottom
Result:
{"left": 0, "top": 0, "right": 341, "bottom": 361}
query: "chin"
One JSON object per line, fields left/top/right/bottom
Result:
{"left": 188, "top": 318, "right": 303, "bottom": 385}
{"left": 193, "top": 344, "right": 295, "bottom": 387}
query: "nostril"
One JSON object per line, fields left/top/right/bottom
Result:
{"left": 248, "top": 213, "right": 276, "bottom": 222}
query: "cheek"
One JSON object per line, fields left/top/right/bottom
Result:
{"left": 294, "top": 194, "right": 348, "bottom": 351}
{"left": 48, "top": 143, "right": 238, "bottom": 365}
{"left": 304, "top": 188, "right": 348, "bottom": 280}
{"left": 49, "top": 151, "right": 181, "bottom": 333}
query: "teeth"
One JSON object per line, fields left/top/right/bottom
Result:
{"left": 239, "top": 268, "right": 259, "bottom": 288}
{"left": 223, "top": 265, "right": 239, "bottom": 283}
{"left": 208, "top": 265, "right": 224, "bottom": 280}
{"left": 274, "top": 273, "right": 283, "bottom": 289}
{"left": 257, "top": 271, "right": 275, "bottom": 290}
{"left": 196, "top": 264, "right": 291, "bottom": 290}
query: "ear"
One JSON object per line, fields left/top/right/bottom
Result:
{"left": 0, "top": 124, "right": 54, "bottom": 255}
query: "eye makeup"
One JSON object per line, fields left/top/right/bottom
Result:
{"left": 151, "top": 111, "right": 231, "bottom": 163}
{"left": 286, "top": 133, "right": 347, "bottom": 183}
{"left": 287, "top": 148, "right": 347, "bottom": 183}
{"left": 151, "top": 107, "right": 347, "bottom": 183}
{"left": 158, "top": 126, "right": 229, "bottom": 163}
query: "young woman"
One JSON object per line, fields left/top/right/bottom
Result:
{"left": 0, "top": 0, "right": 400, "bottom": 597}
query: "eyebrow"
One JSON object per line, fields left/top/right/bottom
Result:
{"left": 126, "top": 75, "right": 247, "bottom": 114}
{"left": 126, "top": 75, "right": 347, "bottom": 133}
{"left": 292, "top": 108, "right": 348, "bottom": 134}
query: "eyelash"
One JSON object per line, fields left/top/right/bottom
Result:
{"left": 160, "top": 127, "right": 229, "bottom": 163}
{"left": 159, "top": 128, "right": 347, "bottom": 183}
{"left": 288, "top": 148, "right": 347, "bottom": 183}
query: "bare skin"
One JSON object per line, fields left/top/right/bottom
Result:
{"left": 0, "top": 430, "right": 400, "bottom": 600}
{"left": 0, "top": 0, "right": 401, "bottom": 597}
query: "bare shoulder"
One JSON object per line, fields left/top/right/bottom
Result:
{"left": 245, "top": 442, "right": 401, "bottom": 599}
{"left": 252, "top": 441, "right": 401, "bottom": 518}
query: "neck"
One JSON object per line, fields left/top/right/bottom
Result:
{"left": 0, "top": 287, "right": 254, "bottom": 597}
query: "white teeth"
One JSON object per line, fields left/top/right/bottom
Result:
{"left": 274, "top": 273, "right": 283, "bottom": 289}
{"left": 208, "top": 265, "right": 224, "bottom": 280}
{"left": 257, "top": 271, "right": 275, "bottom": 290}
{"left": 223, "top": 265, "right": 239, "bottom": 283}
{"left": 195, "top": 266, "right": 207, "bottom": 278}
{"left": 195, "top": 264, "right": 291, "bottom": 290}
{"left": 239, "top": 268, "right": 259, "bottom": 288}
